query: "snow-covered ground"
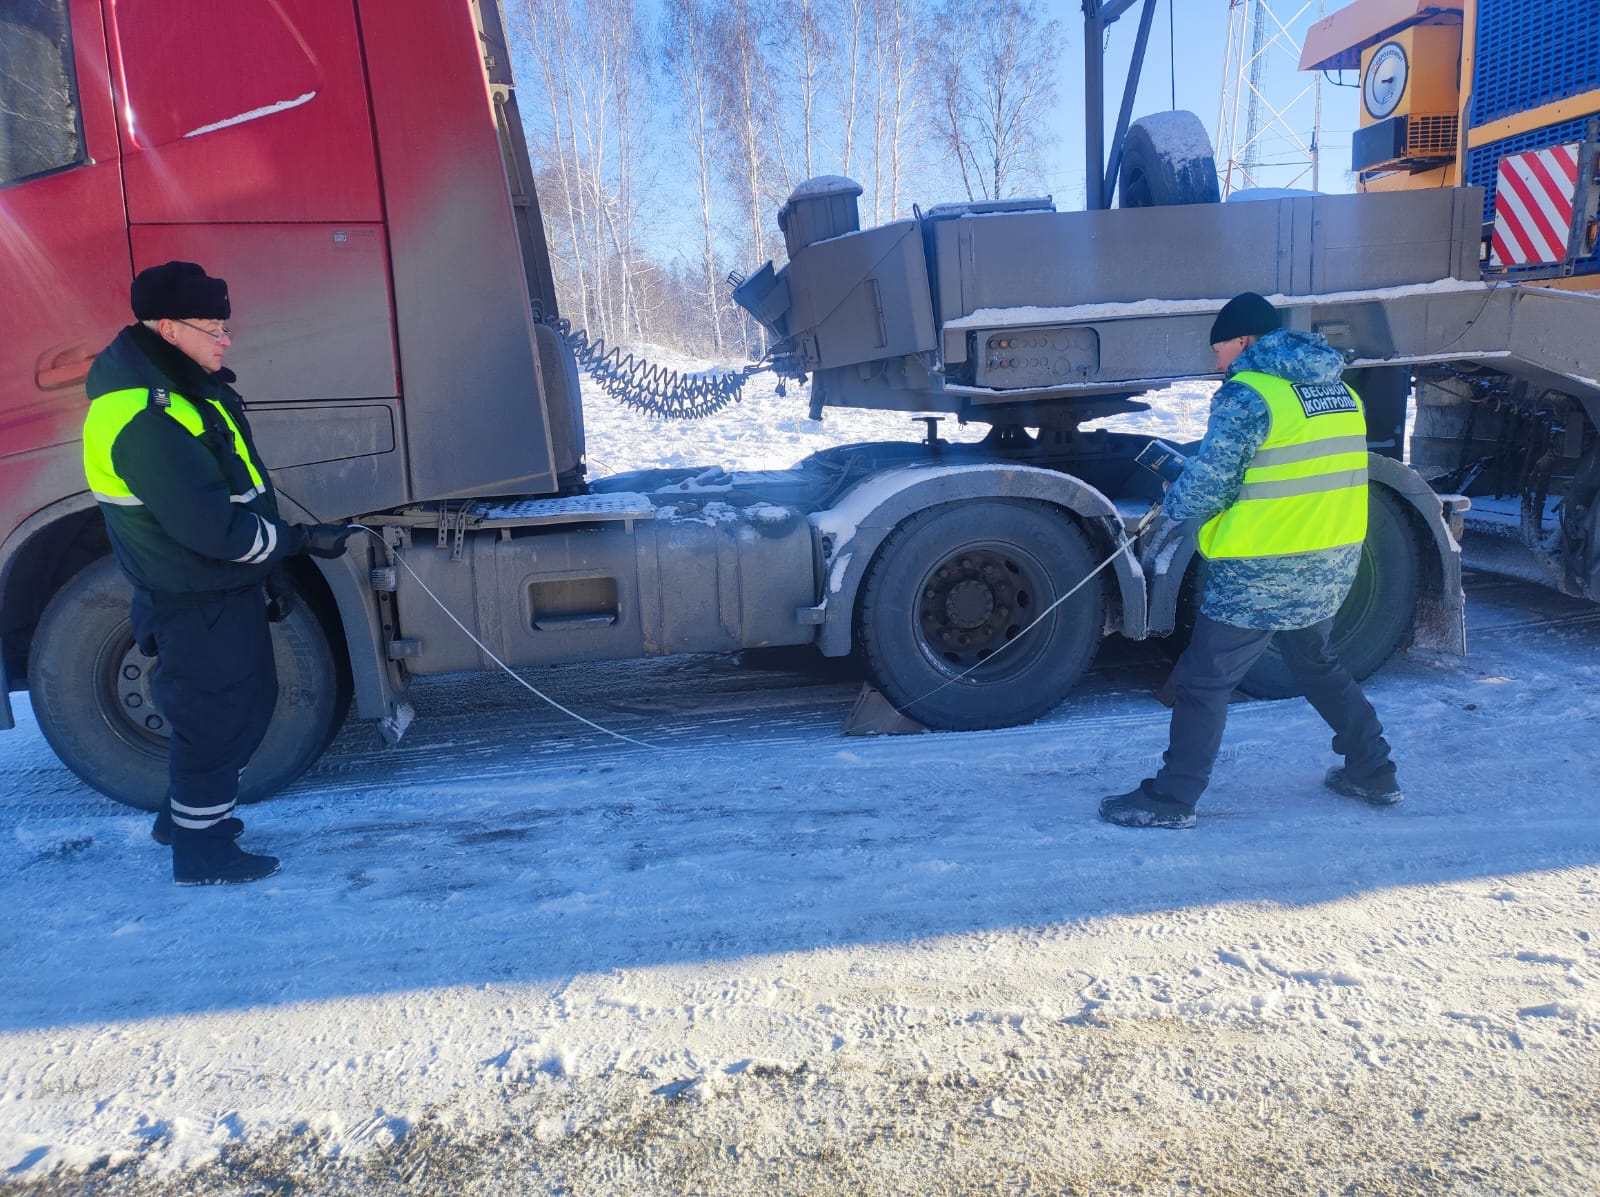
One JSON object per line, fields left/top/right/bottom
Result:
{"left": 3, "top": 370, "right": 1598, "bottom": 1196}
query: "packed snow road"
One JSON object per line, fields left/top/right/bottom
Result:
{"left": 2, "top": 569, "right": 1598, "bottom": 1196}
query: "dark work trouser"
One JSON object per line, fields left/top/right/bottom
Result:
{"left": 1153, "top": 614, "right": 1393, "bottom": 809}
{"left": 131, "top": 586, "right": 277, "bottom": 831}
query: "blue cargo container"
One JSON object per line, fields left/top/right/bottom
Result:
{"left": 1469, "top": 0, "right": 1600, "bottom": 128}
{"left": 1466, "top": 0, "right": 1600, "bottom": 276}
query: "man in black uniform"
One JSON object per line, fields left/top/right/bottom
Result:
{"left": 82, "top": 261, "right": 356, "bottom": 885}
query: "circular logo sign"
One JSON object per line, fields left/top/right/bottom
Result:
{"left": 1364, "top": 41, "right": 1409, "bottom": 120}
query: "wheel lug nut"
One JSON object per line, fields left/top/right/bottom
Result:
{"left": 125, "top": 693, "right": 143, "bottom": 708}
{"left": 146, "top": 715, "right": 164, "bottom": 731}
{"left": 123, "top": 664, "right": 141, "bottom": 680}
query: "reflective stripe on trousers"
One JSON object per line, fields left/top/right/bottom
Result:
{"left": 130, "top": 586, "right": 278, "bottom": 822}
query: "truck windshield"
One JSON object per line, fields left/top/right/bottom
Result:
{"left": 0, "top": 0, "right": 84, "bottom": 187}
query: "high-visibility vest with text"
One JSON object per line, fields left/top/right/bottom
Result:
{"left": 1197, "top": 371, "right": 1369, "bottom": 560}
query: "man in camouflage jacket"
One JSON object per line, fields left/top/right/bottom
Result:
{"left": 1100, "top": 292, "right": 1403, "bottom": 829}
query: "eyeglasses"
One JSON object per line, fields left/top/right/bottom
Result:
{"left": 173, "top": 319, "right": 232, "bottom": 343}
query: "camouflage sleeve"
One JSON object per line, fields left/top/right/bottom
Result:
{"left": 1161, "top": 380, "right": 1271, "bottom": 524}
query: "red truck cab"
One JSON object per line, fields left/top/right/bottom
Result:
{"left": 0, "top": 0, "right": 579, "bottom": 737}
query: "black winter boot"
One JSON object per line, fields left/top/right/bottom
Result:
{"left": 1098, "top": 780, "right": 1197, "bottom": 829}
{"left": 151, "top": 799, "right": 243, "bottom": 847}
{"left": 1324, "top": 765, "right": 1404, "bottom": 807}
{"left": 172, "top": 827, "right": 280, "bottom": 886}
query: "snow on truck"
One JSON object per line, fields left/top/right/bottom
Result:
{"left": 0, "top": 0, "right": 1593, "bottom": 812}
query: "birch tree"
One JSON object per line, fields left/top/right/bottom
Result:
{"left": 829, "top": 0, "right": 871, "bottom": 180}
{"left": 591, "top": 0, "right": 652, "bottom": 338}
{"left": 928, "top": 0, "right": 1061, "bottom": 201}
{"left": 570, "top": 0, "right": 620, "bottom": 338}
{"left": 509, "top": 0, "right": 1068, "bottom": 357}
{"left": 771, "top": 0, "right": 834, "bottom": 183}
{"left": 708, "top": 0, "right": 783, "bottom": 351}
{"left": 512, "top": 0, "right": 592, "bottom": 325}
{"left": 662, "top": 0, "right": 732, "bottom": 352}
{"left": 510, "top": 0, "right": 659, "bottom": 344}
{"left": 868, "top": 0, "right": 927, "bottom": 221}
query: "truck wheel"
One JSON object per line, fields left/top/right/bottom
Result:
{"left": 1118, "top": 110, "right": 1221, "bottom": 207}
{"left": 856, "top": 500, "right": 1105, "bottom": 730}
{"left": 28, "top": 556, "right": 348, "bottom": 811}
{"left": 1237, "top": 488, "right": 1420, "bottom": 699}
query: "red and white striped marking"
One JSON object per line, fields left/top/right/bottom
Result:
{"left": 1491, "top": 143, "right": 1580, "bottom": 267}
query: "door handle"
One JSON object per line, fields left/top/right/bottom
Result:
{"left": 36, "top": 344, "right": 97, "bottom": 391}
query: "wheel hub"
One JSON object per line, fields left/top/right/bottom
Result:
{"left": 943, "top": 578, "right": 995, "bottom": 629}
{"left": 114, "top": 643, "right": 170, "bottom": 740}
{"left": 919, "top": 548, "right": 1034, "bottom": 666}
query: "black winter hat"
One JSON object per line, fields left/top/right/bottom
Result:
{"left": 130, "top": 261, "right": 231, "bottom": 321}
{"left": 1209, "top": 291, "right": 1279, "bottom": 345}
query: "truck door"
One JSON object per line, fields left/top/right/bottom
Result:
{"left": 103, "top": 0, "right": 406, "bottom": 518}
{"left": 0, "top": 0, "right": 131, "bottom": 502}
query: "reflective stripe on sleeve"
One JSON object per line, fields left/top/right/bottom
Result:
{"left": 92, "top": 491, "right": 145, "bottom": 507}
{"left": 231, "top": 514, "right": 278, "bottom": 565}
{"left": 230, "top": 485, "right": 265, "bottom": 504}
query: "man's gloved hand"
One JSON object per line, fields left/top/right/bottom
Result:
{"left": 1140, "top": 512, "right": 1192, "bottom": 570}
{"left": 264, "top": 566, "right": 296, "bottom": 623}
{"left": 301, "top": 523, "right": 360, "bottom": 559}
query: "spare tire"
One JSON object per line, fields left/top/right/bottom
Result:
{"left": 1118, "top": 110, "right": 1221, "bottom": 207}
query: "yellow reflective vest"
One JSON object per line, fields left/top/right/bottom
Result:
{"left": 81, "top": 324, "right": 294, "bottom": 594}
{"left": 1197, "top": 371, "right": 1369, "bottom": 560}
{"left": 83, "top": 386, "right": 269, "bottom": 509}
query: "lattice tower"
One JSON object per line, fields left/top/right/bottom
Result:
{"left": 1216, "top": 0, "right": 1326, "bottom": 196}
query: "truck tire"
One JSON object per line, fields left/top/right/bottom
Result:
{"left": 1237, "top": 487, "right": 1420, "bottom": 699}
{"left": 29, "top": 556, "right": 348, "bottom": 811}
{"left": 1118, "top": 110, "right": 1221, "bottom": 207}
{"left": 856, "top": 500, "right": 1105, "bottom": 730}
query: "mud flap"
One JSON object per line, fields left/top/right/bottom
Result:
{"left": 378, "top": 701, "right": 415, "bottom": 745}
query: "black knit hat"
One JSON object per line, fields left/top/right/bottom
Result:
{"left": 1209, "top": 291, "right": 1279, "bottom": 345}
{"left": 130, "top": 261, "right": 231, "bottom": 321}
